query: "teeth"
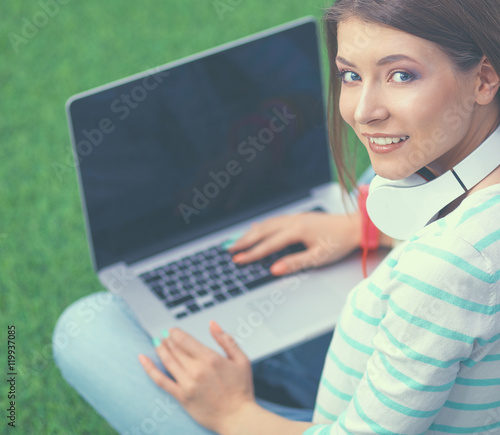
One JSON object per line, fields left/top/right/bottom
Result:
{"left": 369, "top": 136, "right": 409, "bottom": 145}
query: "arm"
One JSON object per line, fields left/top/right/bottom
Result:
{"left": 305, "top": 234, "right": 496, "bottom": 434}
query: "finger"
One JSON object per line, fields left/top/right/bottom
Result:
{"left": 169, "top": 328, "right": 220, "bottom": 361}
{"left": 269, "top": 251, "right": 317, "bottom": 275}
{"left": 155, "top": 338, "right": 192, "bottom": 384}
{"left": 138, "top": 354, "right": 183, "bottom": 400}
{"left": 233, "top": 231, "right": 300, "bottom": 264}
{"left": 209, "top": 321, "right": 248, "bottom": 364}
{"left": 228, "top": 219, "right": 281, "bottom": 253}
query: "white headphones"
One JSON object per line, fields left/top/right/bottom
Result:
{"left": 366, "top": 126, "right": 500, "bottom": 240}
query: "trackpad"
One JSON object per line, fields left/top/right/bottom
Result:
{"left": 244, "top": 291, "right": 319, "bottom": 338}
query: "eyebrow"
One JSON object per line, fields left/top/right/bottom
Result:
{"left": 336, "top": 54, "right": 419, "bottom": 67}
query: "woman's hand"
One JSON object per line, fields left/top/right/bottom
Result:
{"left": 229, "top": 212, "right": 362, "bottom": 275}
{"left": 138, "top": 321, "right": 255, "bottom": 434}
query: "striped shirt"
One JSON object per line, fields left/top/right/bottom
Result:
{"left": 304, "top": 183, "right": 500, "bottom": 434}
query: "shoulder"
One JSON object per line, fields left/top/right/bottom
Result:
{"left": 391, "top": 183, "right": 500, "bottom": 287}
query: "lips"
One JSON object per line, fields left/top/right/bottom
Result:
{"left": 365, "top": 135, "right": 410, "bottom": 154}
{"left": 368, "top": 136, "right": 409, "bottom": 145}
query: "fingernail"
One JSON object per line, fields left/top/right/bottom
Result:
{"left": 161, "top": 329, "right": 170, "bottom": 338}
{"left": 152, "top": 337, "right": 161, "bottom": 347}
{"left": 232, "top": 253, "right": 245, "bottom": 263}
{"left": 270, "top": 262, "right": 287, "bottom": 275}
{"left": 210, "top": 320, "right": 224, "bottom": 334}
{"left": 222, "top": 232, "right": 244, "bottom": 250}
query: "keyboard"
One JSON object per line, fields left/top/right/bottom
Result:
{"left": 139, "top": 242, "right": 306, "bottom": 320}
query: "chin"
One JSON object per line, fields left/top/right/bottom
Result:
{"left": 371, "top": 161, "right": 417, "bottom": 181}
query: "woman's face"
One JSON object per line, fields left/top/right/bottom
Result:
{"left": 336, "top": 18, "right": 488, "bottom": 180}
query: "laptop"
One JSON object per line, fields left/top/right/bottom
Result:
{"left": 66, "top": 16, "right": 385, "bottom": 361}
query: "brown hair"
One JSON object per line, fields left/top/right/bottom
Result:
{"left": 323, "top": 0, "right": 500, "bottom": 192}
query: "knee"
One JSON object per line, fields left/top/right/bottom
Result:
{"left": 52, "top": 292, "right": 118, "bottom": 370}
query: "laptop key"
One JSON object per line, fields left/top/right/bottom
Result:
{"left": 166, "top": 295, "right": 194, "bottom": 308}
{"left": 144, "top": 275, "right": 162, "bottom": 284}
{"left": 245, "top": 275, "right": 277, "bottom": 291}
{"left": 228, "top": 288, "right": 243, "bottom": 297}
{"left": 187, "top": 304, "right": 200, "bottom": 313}
{"left": 214, "top": 293, "right": 227, "bottom": 302}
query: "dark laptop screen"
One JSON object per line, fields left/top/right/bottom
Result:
{"left": 68, "top": 19, "right": 332, "bottom": 271}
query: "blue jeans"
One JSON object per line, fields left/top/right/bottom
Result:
{"left": 53, "top": 292, "right": 332, "bottom": 434}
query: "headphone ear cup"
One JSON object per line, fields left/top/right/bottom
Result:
{"left": 366, "top": 174, "right": 438, "bottom": 240}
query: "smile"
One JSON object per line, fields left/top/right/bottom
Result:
{"left": 368, "top": 136, "right": 410, "bottom": 145}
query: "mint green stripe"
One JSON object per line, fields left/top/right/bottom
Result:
{"left": 337, "top": 323, "right": 374, "bottom": 355}
{"left": 474, "top": 228, "right": 500, "bottom": 251}
{"left": 386, "top": 257, "right": 398, "bottom": 268}
{"left": 319, "top": 426, "right": 331, "bottom": 435}
{"left": 445, "top": 399, "right": 500, "bottom": 411}
{"left": 482, "top": 353, "right": 500, "bottom": 362}
{"left": 367, "top": 282, "right": 390, "bottom": 300}
{"left": 457, "top": 195, "right": 500, "bottom": 226}
{"left": 379, "top": 352, "right": 454, "bottom": 392}
{"left": 353, "top": 392, "right": 426, "bottom": 435}
{"left": 351, "top": 290, "right": 382, "bottom": 326}
{"left": 405, "top": 243, "right": 496, "bottom": 283}
{"left": 461, "top": 358, "right": 478, "bottom": 368}
{"left": 455, "top": 376, "right": 500, "bottom": 386}
{"left": 432, "top": 219, "right": 447, "bottom": 237}
{"left": 388, "top": 299, "right": 475, "bottom": 344}
{"left": 315, "top": 404, "right": 338, "bottom": 422}
{"left": 366, "top": 374, "right": 441, "bottom": 418}
{"left": 393, "top": 272, "right": 500, "bottom": 315}
{"left": 381, "top": 324, "right": 462, "bottom": 368}
{"left": 321, "top": 377, "right": 352, "bottom": 401}
{"left": 328, "top": 349, "right": 363, "bottom": 380}
{"left": 430, "top": 419, "right": 500, "bottom": 433}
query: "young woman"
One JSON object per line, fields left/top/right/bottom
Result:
{"left": 53, "top": 0, "right": 500, "bottom": 433}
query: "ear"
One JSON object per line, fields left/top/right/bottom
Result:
{"left": 475, "top": 56, "right": 500, "bottom": 106}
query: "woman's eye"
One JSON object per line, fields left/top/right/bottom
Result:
{"left": 391, "top": 71, "right": 414, "bottom": 83}
{"left": 339, "top": 71, "right": 361, "bottom": 83}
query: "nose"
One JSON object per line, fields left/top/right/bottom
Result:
{"left": 353, "top": 84, "right": 390, "bottom": 125}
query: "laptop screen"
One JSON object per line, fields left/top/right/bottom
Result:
{"left": 68, "top": 19, "right": 332, "bottom": 271}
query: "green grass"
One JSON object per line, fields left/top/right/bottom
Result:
{"left": 1, "top": 1, "right": 368, "bottom": 433}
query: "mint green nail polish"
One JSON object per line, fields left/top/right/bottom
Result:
{"left": 152, "top": 337, "right": 161, "bottom": 347}
{"left": 221, "top": 240, "right": 234, "bottom": 250}
{"left": 161, "top": 329, "right": 170, "bottom": 338}
{"left": 222, "top": 232, "right": 243, "bottom": 250}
